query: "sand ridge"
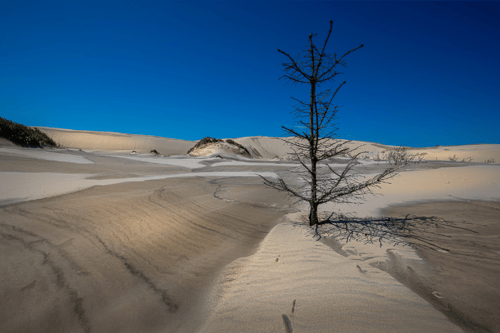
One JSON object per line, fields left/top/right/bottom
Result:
{"left": 200, "top": 223, "right": 462, "bottom": 333}
{"left": 37, "top": 127, "right": 195, "bottom": 155}
{"left": 0, "top": 147, "right": 94, "bottom": 164}
{"left": 37, "top": 126, "right": 500, "bottom": 163}
{"left": 0, "top": 176, "right": 292, "bottom": 333}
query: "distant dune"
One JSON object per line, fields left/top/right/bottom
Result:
{"left": 37, "top": 127, "right": 195, "bottom": 155}
{"left": 38, "top": 127, "right": 500, "bottom": 163}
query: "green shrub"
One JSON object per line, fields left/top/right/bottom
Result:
{"left": 0, "top": 117, "right": 57, "bottom": 147}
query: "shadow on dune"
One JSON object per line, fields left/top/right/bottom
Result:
{"left": 312, "top": 201, "right": 500, "bottom": 333}
{"left": 0, "top": 176, "right": 292, "bottom": 333}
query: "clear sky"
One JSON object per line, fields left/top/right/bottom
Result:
{"left": 1, "top": 1, "right": 499, "bottom": 147}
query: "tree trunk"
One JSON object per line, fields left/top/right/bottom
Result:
{"left": 310, "top": 155, "right": 318, "bottom": 226}
{"left": 309, "top": 201, "right": 319, "bottom": 226}
{"left": 309, "top": 39, "right": 318, "bottom": 227}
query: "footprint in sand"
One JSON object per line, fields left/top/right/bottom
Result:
{"left": 432, "top": 291, "right": 444, "bottom": 299}
{"left": 356, "top": 265, "right": 367, "bottom": 274}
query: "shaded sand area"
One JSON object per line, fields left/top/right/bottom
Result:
{"left": 0, "top": 169, "right": 293, "bottom": 332}
{"left": 382, "top": 201, "right": 500, "bottom": 333}
{"left": 1, "top": 129, "right": 499, "bottom": 332}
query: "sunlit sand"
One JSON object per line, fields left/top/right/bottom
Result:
{"left": 1, "top": 127, "right": 499, "bottom": 332}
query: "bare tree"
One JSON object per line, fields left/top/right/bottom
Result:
{"left": 384, "top": 146, "right": 425, "bottom": 165}
{"left": 261, "top": 20, "right": 402, "bottom": 226}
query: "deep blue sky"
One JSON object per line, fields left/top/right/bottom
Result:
{"left": 1, "top": 1, "right": 499, "bottom": 147}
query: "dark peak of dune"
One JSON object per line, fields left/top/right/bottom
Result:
{"left": 187, "top": 137, "right": 251, "bottom": 156}
{"left": 0, "top": 117, "right": 57, "bottom": 148}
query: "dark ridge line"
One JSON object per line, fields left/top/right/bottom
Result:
{"left": 93, "top": 235, "right": 178, "bottom": 313}
{"left": 0, "top": 222, "right": 40, "bottom": 237}
{"left": 191, "top": 221, "right": 225, "bottom": 235}
{"left": 212, "top": 184, "right": 225, "bottom": 201}
{"left": 0, "top": 226, "right": 92, "bottom": 333}
{"left": 41, "top": 251, "right": 91, "bottom": 333}
{"left": 4, "top": 207, "right": 74, "bottom": 231}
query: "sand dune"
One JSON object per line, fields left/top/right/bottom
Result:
{"left": 383, "top": 201, "right": 500, "bottom": 333}
{"left": 0, "top": 171, "right": 280, "bottom": 206}
{"left": 234, "top": 136, "right": 500, "bottom": 164}
{"left": 37, "top": 127, "right": 195, "bottom": 155}
{"left": 1, "top": 129, "right": 499, "bottom": 332}
{"left": 0, "top": 147, "right": 94, "bottom": 164}
{"left": 201, "top": 223, "right": 461, "bottom": 333}
{"left": 0, "top": 175, "right": 292, "bottom": 333}
{"left": 38, "top": 127, "right": 500, "bottom": 164}
{"left": 319, "top": 164, "right": 500, "bottom": 218}
{"left": 391, "top": 144, "right": 500, "bottom": 164}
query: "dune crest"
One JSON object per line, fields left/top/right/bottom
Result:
{"left": 37, "top": 127, "right": 499, "bottom": 164}
{"left": 37, "top": 127, "right": 195, "bottom": 155}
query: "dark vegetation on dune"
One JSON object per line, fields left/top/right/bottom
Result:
{"left": 225, "top": 139, "right": 251, "bottom": 155}
{"left": 0, "top": 117, "right": 57, "bottom": 148}
{"left": 187, "top": 137, "right": 250, "bottom": 156}
{"left": 187, "top": 137, "right": 223, "bottom": 154}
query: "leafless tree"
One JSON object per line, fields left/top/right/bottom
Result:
{"left": 261, "top": 20, "right": 402, "bottom": 226}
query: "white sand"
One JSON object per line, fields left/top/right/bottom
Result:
{"left": 320, "top": 165, "right": 500, "bottom": 218}
{"left": 200, "top": 223, "right": 462, "bottom": 332}
{"left": 36, "top": 126, "right": 500, "bottom": 163}
{"left": 233, "top": 136, "right": 291, "bottom": 159}
{"left": 0, "top": 147, "right": 94, "bottom": 164}
{"left": 0, "top": 171, "right": 278, "bottom": 205}
{"left": 3, "top": 128, "right": 500, "bottom": 332}
{"left": 234, "top": 136, "right": 500, "bottom": 164}
{"left": 102, "top": 154, "right": 215, "bottom": 169}
{"left": 407, "top": 144, "right": 500, "bottom": 163}
{"left": 37, "top": 127, "right": 195, "bottom": 155}
{"left": 199, "top": 164, "right": 500, "bottom": 333}
{"left": 211, "top": 161, "right": 299, "bottom": 168}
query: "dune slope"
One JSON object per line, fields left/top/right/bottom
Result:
{"left": 37, "top": 127, "right": 195, "bottom": 155}
{"left": 0, "top": 176, "right": 291, "bottom": 333}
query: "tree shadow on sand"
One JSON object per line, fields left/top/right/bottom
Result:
{"left": 300, "top": 212, "right": 478, "bottom": 252}
{"left": 294, "top": 212, "right": 492, "bottom": 333}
